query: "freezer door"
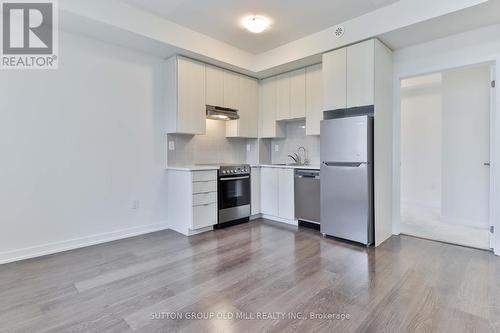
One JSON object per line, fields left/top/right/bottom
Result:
{"left": 320, "top": 162, "right": 372, "bottom": 245}
{"left": 320, "top": 116, "right": 369, "bottom": 163}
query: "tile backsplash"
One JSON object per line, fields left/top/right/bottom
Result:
{"left": 167, "top": 119, "right": 247, "bottom": 165}
{"left": 271, "top": 120, "right": 320, "bottom": 165}
{"left": 167, "top": 119, "right": 320, "bottom": 166}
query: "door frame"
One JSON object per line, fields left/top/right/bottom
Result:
{"left": 490, "top": 65, "right": 496, "bottom": 249}
{"left": 393, "top": 60, "right": 499, "bottom": 254}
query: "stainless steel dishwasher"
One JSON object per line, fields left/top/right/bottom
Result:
{"left": 294, "top": 169, "right": 320, "bottom": 224}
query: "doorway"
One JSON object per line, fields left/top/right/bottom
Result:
{"left": 399, "top": 64, "right": 492, "bottom": 249}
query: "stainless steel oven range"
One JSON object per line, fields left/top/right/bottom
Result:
{"left": 217, "top": 164, "right": 251, "bottom": 227}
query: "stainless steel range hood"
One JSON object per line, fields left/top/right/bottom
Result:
{"left": 206, "top": 105, "right": 239, "bottom": 121}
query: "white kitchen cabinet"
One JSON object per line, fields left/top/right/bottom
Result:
{"left": 276, "top": 72, "right": 291, "bottom": 121}
{"left": 322, "top": 47, "right": 347, "bottom": 111}
{"left": 347, "top": 39, "right": 375, "bottom": 108}
{"left": 206, "top": 65, "right": 224, "bottom": 107}
{"left": 223, "top": 70, "right": 240, "bottom": 110}
{"left": 167, "top": 169, "right": 218, "bottom": 236}
{"left": 251, "top": 167, "right": 261, "bottom": 215}
{"left": 165, "top": 56, "right": 206, "bottom": 135}
{"left": 259, "top": 167, "right": 295, "bottom": 222}
{"left": 226, "top": 75, "right": 259, "bottom": 138}
{"left": 260, "top": 167, "right": 279, "bottom": 216}
{"left": 290, "top": 68, "right": 306, "bottom": 119}
{"left": 278, "top": 168, "right": 295, "bottom": 220}
{"left": 323, "top": 39, "right": 376, "bottom": 110}
{"left": 260, "top": 77, "right": 285, "bottom": 138}
{"left": 305, "top": 64, "right": 323, "bottom": 136}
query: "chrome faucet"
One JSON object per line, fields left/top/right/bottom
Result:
{"left": 288, "top": 153, "right": 300, "bottom": 165}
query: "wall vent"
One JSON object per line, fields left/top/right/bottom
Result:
{"left": 333, "top": 25, "right": 345, "bottom": 38}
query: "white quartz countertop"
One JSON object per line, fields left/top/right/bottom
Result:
{"left": 166, "top": 165, "right": 219, "bottom": 171}
{"left": 255, "top": 164, "right": 320, "bottom": 170}
{"left": 167, "top": 164, "right": 321, "bottom": 171}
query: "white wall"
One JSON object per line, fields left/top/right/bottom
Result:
{"left": 0, "top": 31, "right": 168, "bottom": 263}
{"left": 400, "top": 74, "right": 443, "bottom": 210}
{"left": 392, "top": 23, "right": 500, "bottom": 253}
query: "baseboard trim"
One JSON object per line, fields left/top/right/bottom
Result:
{"left": 250, "top": 214, "right": 262, "bottom": 221}
{"left": 261, "top": 215, "right": 298, "bottom": 226}
{"left": 0, "top": 222, "right": 170, "bottom": 265}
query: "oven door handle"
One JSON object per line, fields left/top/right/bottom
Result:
{"left": 220, "top": 176, "right": 250, "bottom": 181}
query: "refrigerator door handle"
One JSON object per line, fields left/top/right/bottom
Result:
{"left": 322, "top": 162, "right": 368, "bottom": 167}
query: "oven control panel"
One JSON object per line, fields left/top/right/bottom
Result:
{"left": 219, "top": 165, "right": 250, "bottom": 176}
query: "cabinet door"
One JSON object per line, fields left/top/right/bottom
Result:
{"left": 347, "top": 40, "right": 374, "bottom": 107}
{"left": 290, "top": 68, "right": 306, "bottom": 119}
{"left": 251, "top": 167, "right": 261, "bottom": 215}
{"left": 229, "top": 76, "right": 259, "bottom": 138}
{"left": 260, "top": 77, "right": 277, "bottom": 138}
{"left": 223, "top": 70, "right": 240, "bottom": 110}
{"left": 276, "top": 72, "right": 291, "bottom": 120}
{"left": 306, "top": 64, "right": 323, "bottom": 136}
{"left": 278, "top": 168, "right": 295, "bottom": 220}
{"left": 206, "top": 65, "right": 224, "bottom": 107}
{"left": 177, "top": 57, "right": 206, "bottom": 134}
{"left": 260, "top": 167, "right": 279, "bottom": 216}
{"left": 244, "top": 77, "right": 259, "bottom": 137}
{"left": 322, "top": 48, "right": 347, "bottom": 111}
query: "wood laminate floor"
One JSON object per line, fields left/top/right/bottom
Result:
{"left": 1, "top": 219, "right": 500, "bottom": 332}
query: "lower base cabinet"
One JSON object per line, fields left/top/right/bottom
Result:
{"left": 251, "top": 167, "right": 261, "bottom": 215}
{"left": 278, "top": 168, "right": 295, "bottom": 220}
{"left": 261, "top": 167, "right": 279, "bottom": 216}
{"left": 260, "top": 167, "right": 295, "bottom": 221}
{"left": 167, "top": 169, "right": 218, "bottom": 235}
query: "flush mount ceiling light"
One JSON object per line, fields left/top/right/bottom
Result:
{"left": 242, "top": 15, "right": 271, "bottom": 34}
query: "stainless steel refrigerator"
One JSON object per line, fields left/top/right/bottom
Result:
{"left": 320, "top": 115, "right": 374, "bottom": 245}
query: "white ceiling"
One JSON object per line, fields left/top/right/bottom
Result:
{"left": 120, "top": 0, "right": 399, "bottom": 54}
{"left": 380, "top": 0, "right": 500, "bottom": 50}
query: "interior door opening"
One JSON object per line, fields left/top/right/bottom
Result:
{"left": 399, "top": 64, "right": 492, "bottom": 250}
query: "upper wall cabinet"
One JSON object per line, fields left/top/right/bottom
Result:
{"left": 305, "top": 64, "right": 323, "bottom": 136}
{"left": 259, "top": 77, "right": 285, "bottom": 138}
{"left": 323, "top": 47, "right": 347, "bottom": 111}
{"left": 261, "top": 64, "right": 320, "bottom": 136}
{"left": 227, "top": 75, "right": 259, "bottom": 138}
{"left": 276, "top": 69, "right": 306, "bottom": 121}
{"left": 223, "top": 70, "right": 240, "bottom": 110}
{"left": 165, "top": 56, "right": 206, "bottom": 135}
{"left": 322, "top": 39, "right": 376, "bottom": 110}
{"left": 347, "top": 40, "right": 375, "bottom": 108}
{"left": 276, "top": 72, "right": 291, "bottom": 121}
{"left": 206, "top": 65, "right": 224, "bottom": 107}
{"left": 290, "top": 68, "right": 306, "bottom": 119}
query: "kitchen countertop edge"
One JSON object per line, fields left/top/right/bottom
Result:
{"left": 166, "top": 165, "right": 220, "bottom": 171}
{"left": 167, "top": 164, "right": 321, "bottom": 171}
{"left": 253, "top": 164, "right": 320, "bottom": 170}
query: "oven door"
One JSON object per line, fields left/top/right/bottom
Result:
{"left": 218, "top": 175, "right": 251, "bottom": 223}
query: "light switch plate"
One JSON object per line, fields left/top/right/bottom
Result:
{"left": 246, "top": 144, "right": 251, "bottom": 152}
{"left": 275, "top": 145, "right": 279, "bottom": 152}
{"left": 168, "top": 141, "right": 175, "bottom": 151}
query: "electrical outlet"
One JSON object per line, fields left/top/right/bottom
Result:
{"left": 168, "top": 141, "right": 175, "bottom": 151}
{"left": 132, "top": 200, "right": 140, "bottom": 210}
{"left": 275, "top": 145, "right": 279, "bottom": 152}
{"left": 246, "top": 144, "right": 251, "bottom": 152}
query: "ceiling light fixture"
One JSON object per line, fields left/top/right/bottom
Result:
{"left": 242, "top": 15, "right": 270, "bottom": 34}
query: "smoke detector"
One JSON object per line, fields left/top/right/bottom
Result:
{"left": 333, "top": 25, "right": 345, "bottom": 38}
